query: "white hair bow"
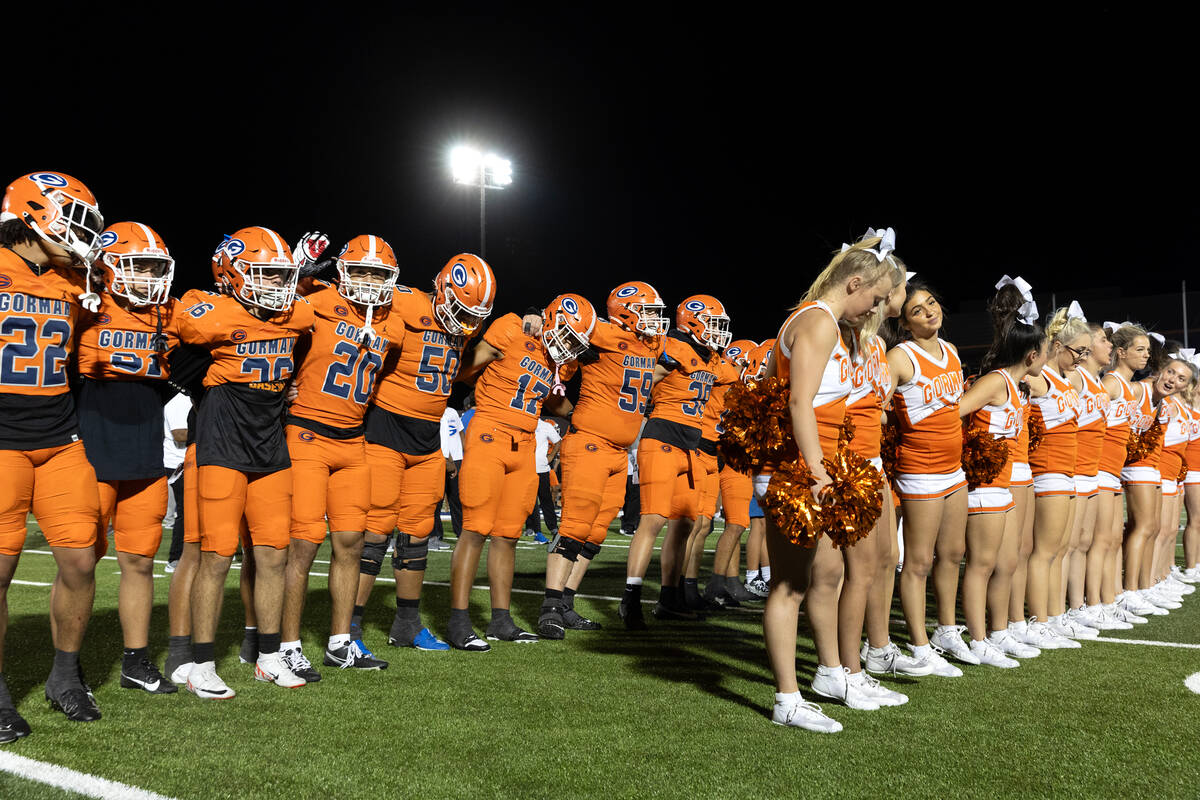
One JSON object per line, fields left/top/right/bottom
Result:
{"left": 1103, "top": 320, "right": 1134, "bottom": 333}
{"left": 840, "top": 227, "right": 897, "bottom": 264}
{"left": 1148, "top": 331, "right": 1165, "bottom": 344}
{"left": 905, "top": 271, "right": 917, "bottom": 281}
{"left": 1171, "top": 348, "right": 1196, "bottom": 362}
{"left": 1066, "top": 301, "right": 1087, "bottom": 323}
{"left": 995, "top": 275, "right": 1038, "bottom": 326}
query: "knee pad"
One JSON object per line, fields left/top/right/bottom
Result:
{"left": 580, "top": 542, "right": 601, "bottom": 561}
{"left": 360, "top": 534, "right": 393, "bottom": 576}
{"left": 552, "top": 534, "right": 584, "bottom": 562}
{"left": 392, "top": 533, "right": 429, "bottom": 572}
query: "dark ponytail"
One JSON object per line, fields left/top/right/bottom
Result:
{"left": 980, "top": 282, "right": 1045, "bottom": 376}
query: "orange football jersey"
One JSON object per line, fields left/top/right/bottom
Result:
{"left": 75, "top": 293, "right": 181, "bottom": 381}
{"left": 176, "top": 289, "right": 314, "bottom": 390}
{"left": 701, "top": 356, "right": 742, "bottom": 441}
{"left": 289, "top": 281, "right": 399, "bottom": 428}
{"left": 0, "top": 247, "right": 83, "bottom": 397}
{"left": 472, "top": 312, "right": 557, "bottom": 433}
{"left": 371, "top": 287, "right": 463, "bottom": 423}
{"left": 649, "top": 335, "right": 719, "bottom": 428}
{"left": 570, "top": 319, "right": 661, "bottom": 447}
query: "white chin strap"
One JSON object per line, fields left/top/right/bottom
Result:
{"left": 78, "top": 268, "right": 100, "bottom": 312}
{"left": 359, "top": 304, "right": 376, "bottom": 348}
{"left": 551, "top": 364, "right": 566, "bottom": 396}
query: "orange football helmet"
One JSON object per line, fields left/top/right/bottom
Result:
{"left": 676, "top": 294, "right": 731, "bottom": 351}
{"left": 744, "top": 338, "right": 775, "bottom": 382}
{"left": 433, "top": 253, "right": 496, "bottom": 337}
{"left": 724, "top": 339, "right": 756, "bottom": 370}
{"left": 607, "top": 281, "right": 667, "bottom": 337}
{"left": 211, "top": 226, "right": 297, "bottom": 312}
{"left": 2, "top": 171, "right": 103, "bottom": 265}
{"left": 542, "top": 293, "right": 597, "bottom": 364}
{"left": 336, "top": 234, "right": 398, "bottom": 307}
{"left": 96, "top": 222, "right": 175, "bottom": 306}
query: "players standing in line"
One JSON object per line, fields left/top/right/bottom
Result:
{"left": 177, "top": 227, "right": 314, "bottom": 698}
{"left": 762, "top": 238, "right": 893, "bottom": 732}
{"left": 350, "top": 254, "right": 496, "bottom": 655}
{"left": 619, "top": 296, "right": 729, "bottom": 629}
{"left": 276, "top": 235, "right": 400, "bottom": 680}
{"left": 886, "top": 278, "right": 971, "bottom": 674}
{"left": 0, "top": 172, "right": 105, "bottom": 739}
{"left": 448, "top": 295, "right": 592, "bottom": 650}
{"left": 76, "top": 222, "right": 180, "bottom": 694}
{"left": 537, "top": 282, "right": 665, "bottom": 639}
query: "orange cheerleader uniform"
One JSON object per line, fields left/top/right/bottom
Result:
{"left": 890, "top": 338, "right": 966, "bottom": 500}
{"left": 1028, "top": 365, "right": 1079, "bottom": 497}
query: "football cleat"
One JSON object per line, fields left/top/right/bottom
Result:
{"left": 254, "top": 652, "right": 307, "bottom": 688}
{"left": 619, "top": 598, "right": 647, "bottom": 631}
{"left": 45, "top": 684, "right": 101, "bottom": 722}
{"left": 281, "top": 647, "right": 322, "bottom": 683}
{"left": 390, "top": 627, "right": 450, "bottom": 652}
{"left": 0, "top": 707, "right": 31, "bottom": 744}
{"left": 447, "top": 628, "right": 491, "bottom": 653}
{"left": 537, "top": 604, "right": 566, "bottom": 640}
{"left": 120, "top": 657, "right": 178, "bottom": 694}
{"left": 485, "top": 618, "right": 539, "bottom": 643}
{"left": 562, "top": 608, "right": 602, "bottom": 630}
{"left": 324, "top": 640, "right": 389, "bottom": 670}
{"left": 167, "top": 660, "right": 196, "bottom": 686}
{"left": 187, "top": 662, "right": 236, "bottom": 699}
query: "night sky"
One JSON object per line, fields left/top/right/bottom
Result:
{"left": 7, "top": 6, "right": 1199, "bottom": 359}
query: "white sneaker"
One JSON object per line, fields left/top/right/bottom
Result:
{"left": 811, "top": 667, "right": 880, "bottom": 710}
{"left": 772, "top": 694, "right": 843, "bottom": 733}
{"left": 1025, "top": 619, "right": 1082, "bottom": 649}
{"left": 1162, "top": 576, "right": 1194, "bottom": 595}
{"left": 913, "top": 646, "right": 963, "bottom": 677}
{"left": 969, "top": 638, "right": 1019, "bottom": 668}
{"left": 989, "top": 630, "right": 1039, "bottom": 658}
{"left": 170, "top": 660, "right": 195, "bottom": 685}
{"left": 187, "top": 661, "right": 235, "bottom": 699}
{"left": 1069, "top": 605, "right": 1104, "bottom": 630}
{"left": 1106, "top": 602, "right": 1146, "bottom": 625}
{"left": 746, "top": 578, "right": 769, "bottom": 599}
{"left": 855, "top": 671, "right": 908, "bottom": 706}
{"left": 1141, "top": 588, "right": 1181, "bottom": 610}
{"left": 1061, "top": 610, "right": 1101, "bottom": 638}
{"left": 1183, "top": 566, "right": 1200, "bottom": 583}
{"left": 1050, "top": 614, "right": 1098, "bottom": 640}
{"left": 254, "top": 651, "right": 307, "bottom": 688}
{"left": 1119, "top": 590, "right": 1164, "bottom": 616}
{"left": 862, "top": 641, "right": 935, "bottom": 676}
{"left": 930, "top": 625, "right": 982, "bottom": 665}
{"left": 1087, "top": 605, "right": 1133, "bottom": 630}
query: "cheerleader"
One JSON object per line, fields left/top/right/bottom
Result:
{"left": 1021, "top": 305, "right": 1089, "bottom": 648}
{"left": 1149, "top": 347, "right": 1196, "bottom": 600}
{"left": 763, "top": 234, "right": 897, "bottom": 732}
{"left": 1057, "top": 320, "right": 1111, "bottom": 638}
{"left": 886, "top": 278, "right": 971, "bottom": 674}
{"left": 1180, "top": 373, "right": 1200, "bottom": 584}
{"left": 956, "top": 278, "right": 1046, "bottom": 666}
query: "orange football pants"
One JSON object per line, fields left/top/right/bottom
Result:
{"left": 637, "top": 438, "right": 698, "bottom": 520}
{"left": 96, "top": 476, "right": 168, "bottom": 558}
{"left": 718, "top": 465, "right": 753, "bottom": 529}
{"left": 365, "top": 443, "right": 443, "bottom": 539}
{"left": 692, "top": 450, "right": 720, "bottom": 519}
{"left": 197, "top": 465, "right": 291, "bottom": 556}
{"left": 0, "top": 441, "right": 99, "bottom": 555}
{"left": 459, "top": 422, "right": 536, "bottom": 539}
{"left": 558, "top": 430, "right": 627, "bottom": 546}
{"left": 288, "top": 426, "right": 370, "bottom": 543}
{"left": 183, "top": 444, "right": 200, "bottom": 544}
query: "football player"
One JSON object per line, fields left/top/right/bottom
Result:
{"left": 350, "top": 254, "right": 496, "bottom": 655}
{"left": 447, "top": 294, "right": 593, "bottom": 650}
{"left": 176, "top": 227, "right": 314, "bottom": 698}
{"left": 76, "top": 222, "right": 180, "bottom": 695}
{"left": 537, "top": 282, "right": 666, "bottom": 639}
{"left": 0, "top": 171, "right": 105, "bottom": 737}
{"left": 619, "top": 295, "right": 729, "bottom": 629}
{"left": 276, "top": 234, "right": 400, "bottom": 681}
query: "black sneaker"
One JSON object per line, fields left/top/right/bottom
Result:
{"left": 448, "top": 627, "right": 491, "bottom": 652}
{"left": 618, "top": 598, "right": 647, "bottom": 630}
{"left": 45, "top": 684, "right": 101, "bottom": 722}
{"left": 324, "top": 641, "right": 389, "bottom": 670}
{"left": 281, "top": 648, "right": 322, "bottom": 683}
{"left": 537, "top": 604, "right": 566, "bottom": 640}
{"left": 120, "top": 657, "right": 178, "bottom": 694}
{"left": 485, "top": 618, "right": 539, "bottom": 643}
{"left": 0, "top": 707, "right": 31, "bottom": 744}
{"left": 238, "top": 633, "right": 258, "bottom": 665}
{"left": 653, "top": 600, "right": 700, "bottom": 621}
{"left": 562, "top": 608, "right": 602, "bottom": 630}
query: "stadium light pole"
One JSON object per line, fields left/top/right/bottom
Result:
{"left": 450, "top": 146, "right": 512, "bottom": 259}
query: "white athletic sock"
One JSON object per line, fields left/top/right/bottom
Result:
{"left": 760, "top": 566, "right": 772, "bottom": 582}
{"left": 987, "top": 630, "right": 1007, "bottom": 643}
{"left": 626, "top": 577, "right": 643, "bottom": 587}
{"left": 328, "top": 634, "right": 350, "bottom": 651}
{"left": 912, "top": 643, "right": 932, "bottom": 658}
{"left": 745, "top": 569, "right": 759, "bottom": 583}
{"left": 867, "top": 642, "right": 891, "bottom": 657}
{"left": 815, "top": 664, "right": 841, "bottom": 677}
{"left": 775, "top": 690, "right": 802, "bottom": 705}
{"left": 280, "top": 640, "right": 301, "bottom": 653}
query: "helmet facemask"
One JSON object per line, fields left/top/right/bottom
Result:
{"left": 630, "top": 302, "right": 668, "bottom": 336}
{"left": 338, "top": 261, "right": 397, "bottom": 307}
{"left": 699, "top": 312, "right": 731, "bottom": 350}
{"left": 435, "top": 284, "right": 489, "bottom": 337}
{"left": 542, "top": 314, "right": 590, "bottom": 365}
{"left": 105, "top": 252, "right": 174, "bottom": 306}
{"left": 234, "top": 258, "right": 298, "bottom": 311}
{"left": 34, "top": 192, "right": 104, "bottom": 266}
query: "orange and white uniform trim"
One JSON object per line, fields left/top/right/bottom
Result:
{"left": 890, "top": 337, "right": 966, "bottom": 500}
{"left": 1072, "top": 366, "right": 1108, "bottom": 496}
{"left": 966, "top": 370, "right": 1020, "bottom": 513}
{"left": 1028, "top": 365, "right": 1079, "bottom": 497}
{"left": 1160, "top": 395, "right": 1189, "bottom": 497}
{"left": 1098, "top": 372, "right": 1135, "bottom": 492}
{"left": 845, "top": 334, "right": 887, "bottom": 469}
{"left": 1184, "top": 404, "right": 1200, "bottom": 487}
{"left": 1122, "top": 381, "right": 1161, "bottom": 486}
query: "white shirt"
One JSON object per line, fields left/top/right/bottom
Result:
{"left": 163, "top": 393, "right": 191, "bottom": 471}
{"left": 534, "top": 418, "right": 562, "bottom": 473}
{"left": 440, "top": 407, "right": 464, "bottom": 462}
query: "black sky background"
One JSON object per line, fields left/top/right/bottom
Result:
{"left": 7, "top": 5, "right": 1200, "bottom": 353}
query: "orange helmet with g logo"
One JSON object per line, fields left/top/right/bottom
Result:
{"left": 676, "top": 294, "right": 731, "bottom": 351}
{"left": 336, "top": 234, "right": 398, "bottom": 307}
{"left": 211, "top": 226, "right": 297, "bottom": 312}
{"left": 2, "top": 171, "right": 103, "bottom": 265}
{"left": 542, "top": 293, "right": 597, "bottom": 364}
{"left": 434, "top": 253, "right": 496, "bottom": 337}
{"left": 744, "top": 338, "right": 775, "bottom": 382}
{"left": 607, "top": 280, "right": 667, "bottom": 337}
{"left": 96, "top": 222, "right": 174, "bottom": 306}
{"left": 724, "top": 338, "right": 756, "bottom": 370}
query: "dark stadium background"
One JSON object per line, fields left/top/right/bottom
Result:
{"left": 6, "top": 6, "right": 1200, "bottom": 375}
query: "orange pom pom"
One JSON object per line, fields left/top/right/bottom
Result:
{"left": 1125, "top": 418, "right": 1163, "bottom": 466}
{"left": 962, "top": 427, "right": 1010, "bottom": 489}
{"left": 717, "top": 377, "right": 797, "bottom": 473}
{"left": 1026, "top": 413, "right": 1046, "bottom": 454}
{"left": 820, "top": 439, "right": 885, "bottom": 548}
{"left": 760, "top": 460, "right": 822, "bottom": 548}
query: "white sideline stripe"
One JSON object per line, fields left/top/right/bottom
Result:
{"left": 1092, "top": 636, "right": 1200, "bottom": 649}
{"left": 1185, "top": 672, "right": 1200, "bottom": 694}
{"left": 0, "top": 751, "right": 177, "bottom": 800}
{"left": 11, "top": 579, "right": 51, "bottom": 587}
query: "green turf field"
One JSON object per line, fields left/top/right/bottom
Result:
{"left": 2, "top": 519, "right": 1199, "bottom": 799}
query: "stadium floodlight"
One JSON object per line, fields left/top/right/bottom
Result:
{"left": 449, "top": 145, "right": 513, "bottom": 257}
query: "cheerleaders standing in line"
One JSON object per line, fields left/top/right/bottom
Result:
{"left": 763, "top": 237, "right": 894, "bottom": 732}
{"left": 887, "top": 279, "right": 970, "bottom": 673}
{"left": 956, "top": 283, "right": 1046, "bottom": 667}
{"left": 1022, "top": 306, "right": 1088, "bottom": 648}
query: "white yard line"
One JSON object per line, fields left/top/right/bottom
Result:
{"left": 10, "top": 579, "right": 51, "bottom": 587}
{"left": 1091, "top": 636, "right": 1200, "bottom": 649}
{"left": 0, "top": 751, "right": 176, "bottom": 800}
{"left": 1185, "top": 672, "right": 1200, "bottom": 694}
